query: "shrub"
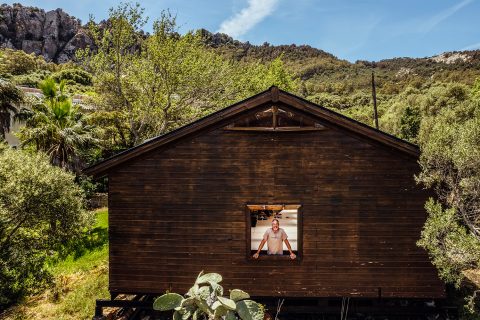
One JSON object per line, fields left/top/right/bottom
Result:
{"left": 0, "top": 49, "right": 58, "bottom": 77}
{"left": 52, "top": 69, "right": 93, "bottom": 86}
{"left": 0, "top": 145, "right": 92, "bottom": 308}
{"left": 11, "top": 70, "right": 51, "bottom": 87}
{"left": 399, "top": 105, "right": 421, "bottom": 142}
{"left": 0, "top": 49, "right": 37, "bottom": 75}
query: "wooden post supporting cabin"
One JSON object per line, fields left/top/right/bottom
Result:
{"left": 372, "top": 70, "right": 379, "bottom": 130}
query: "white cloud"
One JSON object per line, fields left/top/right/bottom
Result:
{"left": 218, "top": 0, "right": 279, "bottom": 38}
{"left": 461, "top": 42, "right": 480, "bottom": 51}
{"left": 421, "top": 0, "right": 473, "bottom": 33}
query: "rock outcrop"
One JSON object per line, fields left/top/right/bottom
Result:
{"left": 431, "top": 52, "right": 472, "bottom": 64}
{"left": 1, "top": 3, "right": 479, "bottom": 69}
{"left": 0, "top": 3, "right": 93, "bottom": 62}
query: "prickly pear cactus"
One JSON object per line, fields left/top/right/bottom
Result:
{"left": 196, "top": 272, "right": 222, "bottom": 285}
{"left": 217, "top": 296, "right": 236, "bottom": 310}
{"left": 153, "top": 293, "right": 184, "bottom": 311}
{"left": 153, "top": 271, "right": 264, "bottom": 320}
{"left": 236, "top": 300, "right": 264, "bottom": 320}
{"left": 230, "top": 289, "right": 250, "bottom": 302}
{"left": 225, "top": 310, "right": 237, "bottom": 320}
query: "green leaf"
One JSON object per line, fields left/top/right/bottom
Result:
{"left": 192, "top": 309, "right": 200, "bottom": 320}
{"left": 196, "top": 299, "right": 213, "bottom": 316}
{"left": 226, "top": 310, "right": 237, "bottom": 320}
{"left": 230, "top": 289, "right": 250, "bottom": 302}
{"left": 212, "top": 300, "right": 223, "bottom": 310}
{"left": 197, "top": 285, "right": 212, "bottom": 300}
{"left": 218, "top": 296, "right": 237, "bottom": 311}
{"left": 236, "top": 300, "right": 264, "bottom": 320}
{"left": 213, "top": 305, "right": 228, "bottom": 318}
{"left": 173, "top": 311, "right": 182, "bottom": 320}
{"left": 196, "top": 272, "right": 222, "bottom": 284}
{"left": 187, "top": 284, "right": 199, "bottom": 297}
{"left": 181, "top": 297, "right": 196, "bottom": 307}
{"left": 209, "top": 281, "right": 224, "bottom": 296}
{"left": 153, "top": 293, "right": 184, "bottom": 311}
{"left": 181, "top": 308, "right": 193, "bottom": 320}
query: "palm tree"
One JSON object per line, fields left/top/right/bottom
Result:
{"left": 0, "top": 80, "right": 24, "bottom": 140}
{"left": 18, "top": 78, "right": 97, "bottom": 172}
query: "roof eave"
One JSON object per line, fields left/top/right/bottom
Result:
{"left": 84, "top": 86, "right": 419, "bottom": 178}
{"left": 277, "top": 90, "right": 420, "bottom": 157}
{"left": 83, "top": 88, "right": 274, "bottom": 177}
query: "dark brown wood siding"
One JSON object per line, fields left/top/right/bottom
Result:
{"left": 108, "top": 120, "right": 445, "bottom": 298}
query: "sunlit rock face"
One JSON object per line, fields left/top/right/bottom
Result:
{"left": 0, "top": 3, "right": 92, "bottom": 62}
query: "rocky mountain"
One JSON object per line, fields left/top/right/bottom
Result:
{"left": 0, "top": 3, "right": 92, "bottom": 63}
{"left": 198, "top": 28, "right": 480, "bottom": 85}
{"left": 1, "top": 3, "right": 480, "bottom": 83}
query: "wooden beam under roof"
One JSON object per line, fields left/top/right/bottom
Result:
{"left": 84, "top": 86, "right": 419, "bottom": 178}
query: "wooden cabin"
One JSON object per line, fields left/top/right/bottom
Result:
{"left": 86, "top": 87, "right": 445, "bottom": 300}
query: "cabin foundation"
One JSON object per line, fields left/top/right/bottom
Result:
{"left": 93, "top": 296, "right": 456, "bottom": 319}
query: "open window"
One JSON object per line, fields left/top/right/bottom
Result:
{"left": 246, "top": 204, "right": 302, "bottom": 260}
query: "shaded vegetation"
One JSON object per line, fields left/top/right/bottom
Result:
{"left": 0, "top": 145, "right": 91, "bottom": 308}
{"left": 0, "top": 81, "right": 24, "bottom": 139}
{"left": 1, "top": 209, "right": 109, "bottom": 320}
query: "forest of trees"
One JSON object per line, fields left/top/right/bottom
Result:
{"left": 0, "top": 2, "right": 479, "bottom": 318}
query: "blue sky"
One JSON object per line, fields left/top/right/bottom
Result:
{"left": 4, "top": 0, "right": 480, "bottom": 62}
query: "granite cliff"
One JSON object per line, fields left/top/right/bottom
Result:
{"left": 1, "top": 3, "right": 479, "bottom": 78}
{"left": 0, "top": 3, "right": 92, "bottom": 62}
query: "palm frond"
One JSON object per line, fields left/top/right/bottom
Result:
{"left": 18, "top": 79, "right": 98, "bottom": 172}
{"left": 38, "top": 78, "right": 57, "bottom": 100}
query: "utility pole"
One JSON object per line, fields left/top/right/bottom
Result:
{"left": 371, "top": 68, "right": 379, "bottom": 130}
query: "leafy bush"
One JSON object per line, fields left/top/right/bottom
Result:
{"left": 0, "top": 48, "right": 58, "bottom": 77}
{"left": 153, "top": 271, "right": 264, "bottom": 320}
{"left": 472, "top": 78, "right": 480, "bottom": 98}
{"left": 0, "top": 49, "right": 37, "bottom": 75}
{"left": 11, "top": 70, "right": 51, "bottom": 87}
{"left": 416, "top": 88, "right": 480, "bottom": 314}
{"left": 399, "top": 105, "right": 421, "bottom": 142}
{"left": 52, "top": 69, "right": 93, "bottom": 86}
{"left": 417, "top": 99, "right": 480, "bottom": 237}
{"left": 417, "top": 200, "right": 480, "bottom": 286}
{"left": 0, "top": 145, "right": 92, "bottom": 308}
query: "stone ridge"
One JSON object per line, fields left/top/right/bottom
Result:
{"left": 0, "top": 3, "right": 92, "bottom": 63}
{"left": 1, "top": 3, "right": 479, "bottom": 68}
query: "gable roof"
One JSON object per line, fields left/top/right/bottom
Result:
{"left": 84, "top": 86, "right": 419, "bottom": 177}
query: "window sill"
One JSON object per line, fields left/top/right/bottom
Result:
{"left": 248, "top": 251, "right": 302, "bottom": 263}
